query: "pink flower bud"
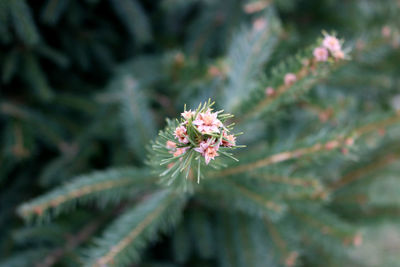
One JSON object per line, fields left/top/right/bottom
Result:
{"left": 284, "top": 73, "right": 297, "bottom": 86}
{"left": 325, "top": 140, "right": 339, "bottom": 150}
{"left": 166, "top": 141, "right": 177, "bottom": 149}
{"left": 353, "top": 233, "right": 363, "bottom": 247}
{"left": 382, "top": 26, "right": 391, "bottom": 38}
{"left": 265, "top": 87, "right": 275, "bottom": 96}
{"left": 333, "top": 50, "right": 345, "bottom": 60}
{"left": 345, "top": 138, "right": 354, "bottom": 146}
{"left": 252, "top": 18, "right": 267, "bottom": 32}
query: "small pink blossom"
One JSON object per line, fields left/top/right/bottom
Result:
{"left": 325, "top": 140, "right": 339, "bottom": 150}
{"left": 322, "top": 35, "right": 341, "bottom": 52}
{"left": 353, "top": 233, "right": 363, "bottom": 247}
{"left": 265, "top": 87, "right": 275, "bottom": 96}
{"left": 181, "top": 110, "right": 194, "bottom": 120}
{"left": 195, "top": 139, "right": 219, "bottom": 164}
{"left": 345, "top": 138, "right": 354, "bottom": 146}
{"left": 332, "top": 50, "right": 345, "bottom": 60}
{"left": 382, "top": 26, "right": 391, "bottom": 38}
{"left": 173, "top": 147, "right": 188, "bottom": 157}
{"left": 208, "top": 65, "right": 224, "bottom": 77}
{"left": 253, "top": 18, "right": 267, "bottom": 32}
{"left": 174, "top": 125, "right": 189, "bottom": 144}
{"left": 193, "top": 109, "right": 222, "bottom": 134}
{"left": 284, "top": 73, "right": 297, "bottom": 86}
{"left": 222, "top": 131, "right": 236, "bottom": 147}
{"left": 313, "top": 47, "right": 329, "bottom": 62}
{"left": 166, "top": 140, "right": 176, "bottom": 149}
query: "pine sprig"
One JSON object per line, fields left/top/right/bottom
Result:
{"left": 200, "top": 178, "right": 286, "bottom": 221}
{"left": 17, "top": 168, "right": 157, "bottom": 221}
{"left": 234, "top": 35, "right": 349, "bottom": 123}
{"left": 148, "top": 100, "right": 243, "bottom": 190}
{"left": 8, "top": 0, "right": 40, "bottom": 45}
{"left": 84, "top": 189, "right": 185, "bottom": 267}
{"left": 223, "top": 7, "right": 282, "bottom": 111}
{"left": 212, "top": 112, "right": 400, "bottom": 177}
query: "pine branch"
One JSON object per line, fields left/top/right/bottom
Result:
{"left": 118, "top": 74, "right": 157, "bottom": 157}
{"left": 9, "top": 0, "right": 40, "bottom": 45}
{"left": 222, "top": 8, "right": 281, "bottom": 111}
{"left": 41, "top": 0, "right": 70, "bottom": 25}
{"left": 17, "top": 168, "right": 157, "bottom": 221}
{"left": 215, "top": 212, "right": 282, "bottom": 267}
{"left": 248, "top": 173, "right": 321, "bottom": 189}
{"left": 84, "top": 189, "right": 185, "bottom": 267}
{"left": 187, "top": 210, "right": 215, "bottom": 259}
{"left": 328, "top": 151, "right": 400, "bottom": 192}
{"left": 289, "top": 205, "right": 355, "bottom": 243}
{"left": 1, "top": 101, "right": 64, "bottom": 147}
{"left": 23, "top": 52, "right": 54, "bottom": 101}
{"left": 0, "top": 0, "right": 11, "bottom": 43}
{"left": 0, "top": 249, "right": 50, "bottom": 267}
{"left": 212, "top": 141, "right": 332, "bottom": 177}
{"left": 212, "top": 113, "right": 400, "bottom": 176}
{"left": 1, "top": 49, "right": 19, "bottom": 83}
{"left": 35, "top": 216, "right": 106, "bottom": 267}
{"left": 108, "top": 0, "right": 152, "bottom": 44}
{"left": 215, "top": 213, "right": 239, "bottom": 267}
{"left": 201, "top": 178, "right": 286, "bottom": 221}
{"left": 264, "top": 216, "right": 297, "bottom": 267}
{"left": 171, "top": 222, "right": 191, "bottom": 263}
{"left": 233, "top": 37, "right": 347, "bottom": 123}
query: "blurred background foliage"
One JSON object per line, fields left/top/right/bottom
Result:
{"left": 1, "top": 0, "right": 400, "bottom": 266}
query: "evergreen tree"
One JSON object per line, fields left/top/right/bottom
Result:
{"left": 1, "top": 0, "right": 400, "bottom": 266}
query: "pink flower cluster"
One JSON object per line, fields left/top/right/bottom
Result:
{"left": 167, "top": 108, "right": 236, "bottom": 165}
{"left": 313, "top": 34, "right": 345, "bottom": 62}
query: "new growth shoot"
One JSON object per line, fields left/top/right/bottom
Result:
{"left": 151, "top": 99, "right": 243, "bottom": 186}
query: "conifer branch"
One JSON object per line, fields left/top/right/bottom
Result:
{"left": 119, "top": 75, "right": 156, "bottom": 156}
{"left": 93, "top": 204, "right": 166, "bottom": 266}
{"left": 263, "top": 216, "right": 288, "bottom": 258}
{"left": 223, "top": 179, "right": 283, "bottom": 212}
{"left": 1, "top": 101, "right": 63, "bottom": 146}
{"left": 85, "top": 190, "right": 185, "bottom": 267}
{"left": 264, "top": 216, "right": 300, "bottom": 267}
{"left": 201, "top": 178, "right": 285, "bottom": 220}
{"left": 291, "top": 208, "right": 336, "bottom": 237}
{"left": 212, "top": 142, "right": 327, "bottom": 177}
{"left": 238, "top": 57, "right": 316, "bottom": 122}
{"left": 289, "top": 207, "right": 361, "bottom": 249}
{"left": 223, "top": 8, "right": 281, "bottom": 111}
{"left": 17, "top": 168, "right": 157, "bottom": 220}
{"left": 248, "top": 173, "right": 321, "bottom": 189}
{"left": 234, "top": 52, "right": 343, "bottom": 124}
{"left": 212, "top": 113, "right": 400, "bottom": 177}
{"left": 36, "top": 216, "right": 106, "bottom": 267}
{"left": 328, "top": 151, "right": 400, "bottom": 192}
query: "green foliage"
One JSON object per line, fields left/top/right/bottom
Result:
{"left": 83, "top": 189, "right": 185, "bottom": 267}
{"left": 223, "top": 8, "right": 281, "bottom": 110}
{"left": 17, "top": 168, "right": 157, "bottom": 222}
{"left": 109, "top": 0, "right": 153, "bottom": 44}
{"left": 1, "top": 0, "right": 400, "bottom": 266}
{"left": 8, "top": 0, "right": 40, "bottom": 45}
